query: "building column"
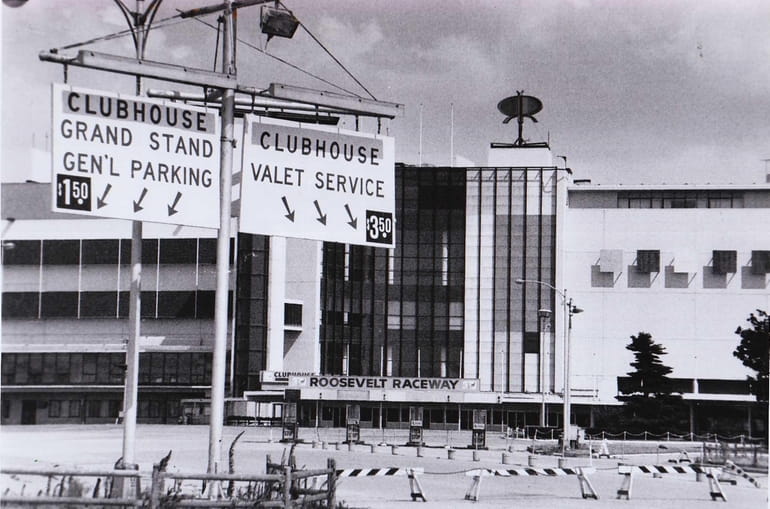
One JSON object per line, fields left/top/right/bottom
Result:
{"left": 689, "top": 402, "right": 695, "bottom": 436}
{"left": 266, "top": 236, "right": 286, "bottom": 372}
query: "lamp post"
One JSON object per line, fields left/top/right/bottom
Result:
{"left": 537, "top": 308, "right": 552, "bottom": 427}
{"left": 515, "top": 279, "right": 582, "bottom": 456}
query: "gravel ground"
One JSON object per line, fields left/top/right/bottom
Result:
{"left": 1, "top": 425, "right": 767, "bottom": 508}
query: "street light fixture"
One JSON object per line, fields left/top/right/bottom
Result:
{"left": 515, "top": 278, "right": 583, "bottom": 456}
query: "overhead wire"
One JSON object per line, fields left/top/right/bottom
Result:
{"left": 49, "top": 4, "right": 379, "bottom": 107}
{"left": 185, "top": 13, "right": 361, "bottom": 98}
{"left": 52, "top": 13, "right": 188, "bottom": 52}
{"left": 277, "top": 1, "right": 377, "bottom": 101}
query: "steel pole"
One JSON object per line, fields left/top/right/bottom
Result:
{"left": 539, "top": 324, "right": 546, "bottom": 427}
{"left": 121, "top": 0, "right": 146, "bottom": 467}
{"left": 208, "top": 0, "right": 235, "bottom": 474}
{"left": 562, "top": 293, "right": 571, "bottom": 456}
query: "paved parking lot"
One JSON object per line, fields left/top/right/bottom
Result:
{"left": 1, "top": 425, "right": 766, "bottom": 508}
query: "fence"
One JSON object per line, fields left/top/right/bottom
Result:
{"left": 702, "top": 442, "right": 768, "bottom": 470}
{"left": 1, "top": 457, "right": 337, "bottom": 508}
{"left": 586, "top": 431, "right": 765, "bottom": 443}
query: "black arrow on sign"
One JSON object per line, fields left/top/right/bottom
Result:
{"left": 97, "top": 184, "right": 112, "bottom": 209}
{"left": 133, "top": 188, "right": 148, "bottom": 213}
{"left": 281, "top": 196, "right": 295, "bottom": 222}
{"left": 344, "top": 204, "right": 358, "bottom": 229}
{"left": 313, "top": 200, "right": 327, "bottom": 225}
{"left": 167, "top": 192, "right": 182, "bottom": 216}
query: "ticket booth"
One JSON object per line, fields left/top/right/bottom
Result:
{"left": 281, "top": 402, "right": 298, "bottom": 442}
{"left": 408, "top": 406, "right": 424, "bottom": 446}
{"left": 471, "top": 409, "right": 487, "bottom": 449}
{"left": 345, "top": 404, "right": 361, "bottom": 443}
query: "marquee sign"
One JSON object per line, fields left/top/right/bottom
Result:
{"left": 288, "top": 375, "right": 480, "bottom": 392}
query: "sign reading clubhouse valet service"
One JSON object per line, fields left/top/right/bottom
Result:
{"left": 288, "top": 375, "right": 480, "bottom": 392}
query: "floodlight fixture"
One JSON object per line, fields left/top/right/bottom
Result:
{"left": 261, "top": 5, "right": 299, "bottom": 41}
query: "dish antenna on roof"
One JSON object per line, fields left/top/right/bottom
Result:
{"left": 494, "top": 91, "right": 546, "bottom": 147}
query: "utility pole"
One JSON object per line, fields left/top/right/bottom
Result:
{"left": 209, "top": 0, "right": 235, "bottom": 474}
{"left": 115, "top": 0, "right": 162, "bottom": 473}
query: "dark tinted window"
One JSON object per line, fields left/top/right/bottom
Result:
{"left": 142, "top": 239, "right": 159, "bottom": 264}
{"left": 198, "top": 238, "right": 217, "bottom": 264}
{"left": 80, "top": 292, "right": 118, "bottom": 317}
{"left": 159, "top": 239, "right": 197, "bottom": 264}
{"left": 196, "top": 290, "right": 216, "bottom": 318}
{"left": 637, "top": 250, "right": 660, "bottom": 273}
{"left": 82, "top": 240, "right": 119, "bottom": 264}
{"left": 42, "top": 240, "right": 79, "bottom": 265}
{"left": 2, "top": 292, "right": 39, "bottom": 318}
{"left": 713, "top": 250, "right": 737, "bottom": 274}
{"left": 41, "top": 292, "right": 78, "bottom": 317}
{"left": 2, "top": 240, "right": 40, "bottom": 265}
{"left": 157, "top": 291, "right": 196, "bottom": 318}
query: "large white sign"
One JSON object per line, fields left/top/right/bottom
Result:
{"left": 51, "top": 84, "right": 220, "bottom": 228}
{"left": 239, "top": 117, "right": 395, "bottom": 247}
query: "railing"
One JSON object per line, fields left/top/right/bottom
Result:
{"left": 1, "top": 457, "right": 337, "bottom": 508}
{"left": 586, "top": 430, "right": 766, "bottom": 444}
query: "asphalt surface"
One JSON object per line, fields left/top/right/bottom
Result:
{"left": 1, "top": 425, "right": 767, "bottom": 508}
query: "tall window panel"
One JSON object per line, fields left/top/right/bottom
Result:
{"left": 320, "top": 166, "right": 465, "bottom": 378}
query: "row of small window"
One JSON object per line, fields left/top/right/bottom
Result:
{"left": 1, "top": 290, "right": 230, "bottom": 319}
{"left": 617, "top": 377, "right": 750, "bottom": 395}
{"left": 1, "top": 352, "right": 212, "bottom": 386}
{"left": 600, "top": 250, "right": 770, "bottom": 275}
{"left": 616, "top": 191, "right": 744, "bottom": 209}
{"left": 1, "top": 238, "right": 232, "bottom": 266}
{"left": 0, "top": 399, "right": 180, "bottom": 420}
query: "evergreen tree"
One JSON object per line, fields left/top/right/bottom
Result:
{"left": 617, "top": 332, "right": 686, "bottom": 434}
{"left": 625, "top": 332, "right": 673, "bottom": 397}
{"left": 733, "top": 310, "right": 769, "bottom": 403}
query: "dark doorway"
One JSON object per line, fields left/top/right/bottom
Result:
{"left": 21, "top": 400, "right": 36, "bottom": 424}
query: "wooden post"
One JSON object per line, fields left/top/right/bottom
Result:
{"left": 283, "top": 466, "right": 292, "bottom": 509}
{"left": 149, "top": 464, "right": 161, "bottom": 509}
{"left": 326, "top": 458, "right": 336, "bottom": 509}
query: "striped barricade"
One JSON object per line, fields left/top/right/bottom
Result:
{"left": 335, "top": 467, "right": 426, "bottom": 502}
{"left": 617, "top": 464, "right": 726, "bottom": 502}
{"left": 724, "top": 460, "right": 761, "bottom": 488}
{"left": 464, "top": 466, "right": 598, "bottom": 501}
{"left": 335, "top": 467, "right": 423, "bottom": 477}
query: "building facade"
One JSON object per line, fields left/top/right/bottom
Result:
{"left": 3, "top": 150, "right": 768, "bottom": 435}
{"left": 565, "top": 184, "right": 770, "bottom": 435}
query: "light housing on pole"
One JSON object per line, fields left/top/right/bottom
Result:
{"left": 261, "top": 5, "right": 299, "bottom": 41}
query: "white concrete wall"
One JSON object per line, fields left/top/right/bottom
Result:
{"left": 282, "top": 238, "right": 322, "bottom": 373}
{"left": 564, "top": 203, "right": 770, "bottom": 404}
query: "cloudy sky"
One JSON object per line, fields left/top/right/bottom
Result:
{"left": 2, "top": 0, "right": 769, "bottom": 184}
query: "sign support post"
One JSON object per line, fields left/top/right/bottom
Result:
{"left": 121, "top": 0, "right": 160, "bottom": 473}
{"left": 209, "top": 0, "right": 235, "bottom": 475}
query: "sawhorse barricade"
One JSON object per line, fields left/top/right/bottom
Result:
{"left": 335, "top": 467, "right": 426, "bottom": 502}
{"left": 722, "top": 460, "right": 762, "bottom": 489}
{"left": 617, "top": 464, "right": 726, "bottom": 502}
{"left": 464, "top": 466, "right": 598, "bottom": 502}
